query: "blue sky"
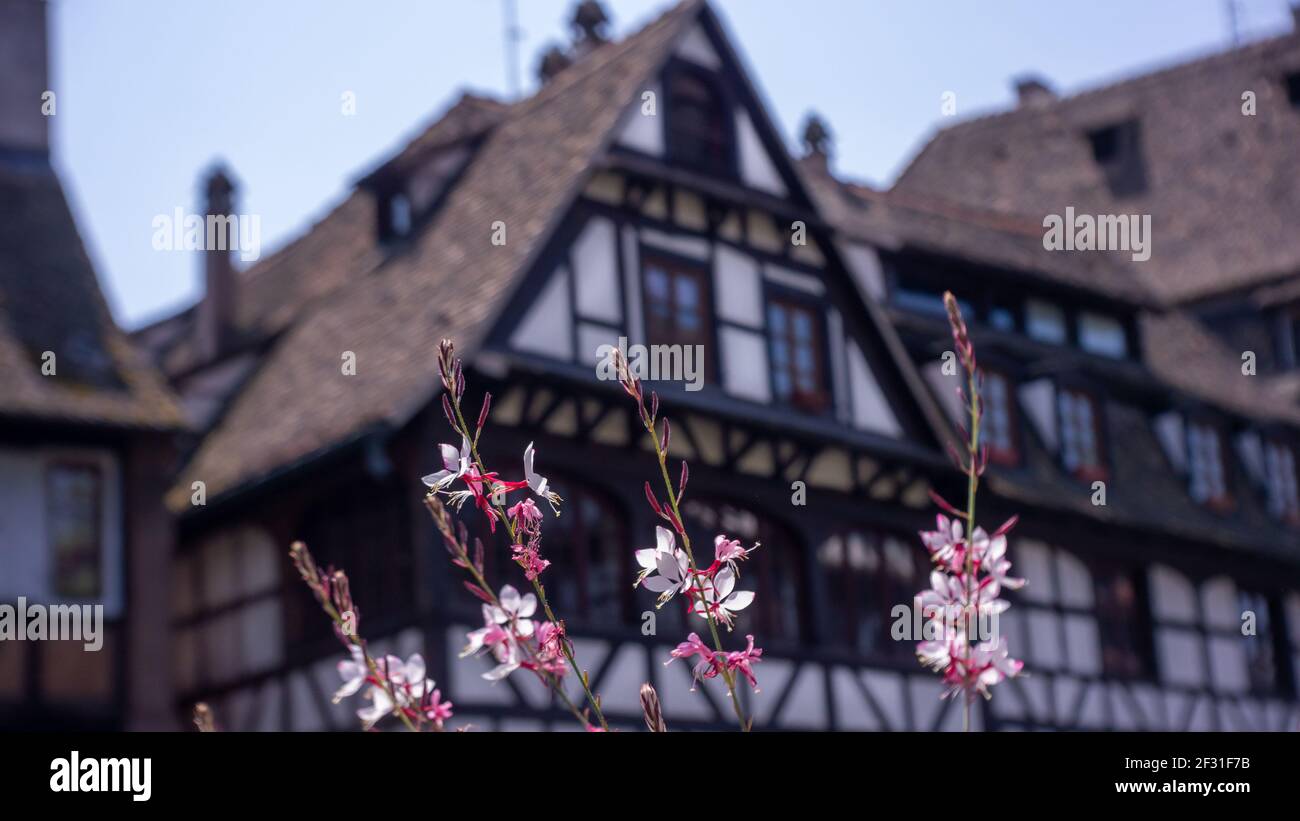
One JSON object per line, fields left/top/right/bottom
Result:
{"left": 48, "top": 0, "right": 1295, "bottom": 329}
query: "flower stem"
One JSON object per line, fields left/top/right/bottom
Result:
{"left": 449, "top": 397, "right": 609, "bottom": 731}
{"left": 646, "top": 418, "right": 750, "bottom": 732}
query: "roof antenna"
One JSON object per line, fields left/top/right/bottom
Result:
{"left": 503, "top": 0, "right": 523, "bottom": 99}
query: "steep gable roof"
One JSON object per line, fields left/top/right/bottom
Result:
{"left": 169, "top": 0, "right": 709, "bottom": 509}
{"left": 893, "top": 27, "right": 1300, "bottom": 305}
{"left": 0, "top": 161, "right": 183, "bottom": 430}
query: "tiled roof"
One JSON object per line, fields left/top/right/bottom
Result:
{"left": 893, "top": 28, "right": 1300, "bottom": 305}
{"left": 800, "top": 157, "right": 1152, "bottom": 304}
{"left": 0, "top": 162, "right": 183, "bottom": 430}
{"left": 168, "top": 0, "right": 706, "bottom": 509}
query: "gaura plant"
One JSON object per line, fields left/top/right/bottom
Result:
{"left": 914, "top": 292, "right": 1025, "bottom": 731}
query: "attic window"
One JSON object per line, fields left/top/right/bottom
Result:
{"left": 1084, "top": 120, "right": 1146, "bottom": 197}
{"left": 982, "top": 369, "right": 1019, "bottom": 466}
{"left": 1286, "top": 71, "right": 1300, "bottom": 108}
{"left": 388, "top": 193, "right": 412, "bottom": 237}
{"left": 666, "top": 63, "right": 733, "bottom": 175}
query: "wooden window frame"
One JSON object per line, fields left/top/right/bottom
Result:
{"left": 1057, "top": 386, "right": 1108, "bottom": 482}
{"left": 1186, "top": 418, "right": 1234, "bottom": 513}
{"left": 765, "top": 292, "right": 831, "bottom": 415}
{"left": 1090, "top": 558, "right": 1157, "bottom": 682}
{"left": 981, "top": 368, "right": 1020, "bottom": 466}
{"left": 640, "top": 248, "right": 717, "bottom": 380}
{"left": 46, "top": 460, "right": 103, "bottom": 599}
{"left": 663, "top": 60, "right": 737, "bottom": 179}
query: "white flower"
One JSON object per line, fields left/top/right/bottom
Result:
{"left": 691, "top": 566, "right": 754, "bottom": 629}
{"left": 462, "top": 586, "right": 537, "bottom": 681}
{"left": 357, "top": 686, "right": 393, "bottom": 730}
{"left": 638, "top": 526, "right": 691, "bottom": 606}
{"left": 333, "top": 645, "right": 367, "bottom": 703}
{"left": 422, "top": 436, "right": 471, "bottom": 490}
{"left": 523, "top": 442, "right": 562, "bottom": 513}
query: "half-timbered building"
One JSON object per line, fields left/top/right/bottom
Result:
{"left": 136, "top": 0, "right": 1300, "bottom": 731}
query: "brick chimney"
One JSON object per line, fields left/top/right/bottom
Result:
{"left": 1013, "top": 75, "right": 1056, "bottom": 108}
{"left": 0, "top": 0, "right": 50, "bottom": 153}
{"left": 196, "top": 166, "right": 239, "bottom": 362}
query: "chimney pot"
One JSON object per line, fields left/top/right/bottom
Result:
{"left": 0, "top": 0, "right": 50, "bottom": 153}
{"left": 1013, "top": 75, "right": 1055, "bottom": 107}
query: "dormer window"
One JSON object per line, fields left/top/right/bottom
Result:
{"left": 1058, "top": 387, "right": 1106, "bottom": 480}
{"left": 1285, "top": 70, "right": 1300, "bottom": 109}
{"left": 666, "top": 63, "right": 732, "bottom": 175}
{"left": 1084, "top": 119, "right": 1146, "bottom": 197}
{"left": 1078, "top": 312, "right": 1128, "bottom": 359}
{"left": 379, "top": 189, "right": 412, "bottom": 240}
{"left": 1264, "top": 439, "right": 1299, "bottom": 523}
{"left": 1187, "top": 421, "right": 1230, "bottom": 509}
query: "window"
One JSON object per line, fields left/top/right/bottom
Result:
{"left": 682, "top": 499, "right": 808, "bottom": 642}
{"left": 1092, "top": 562, "right": 1154, "bottom": 680}
{"left": 1078, "top": 312, "right": 1128, "bottom": 359}
{"left": 1264, "top": 439, "right": 1300, "bottom": 523}
{"left": 1187, "top": 422, "right": 1230, "bottom": 508}
{"left": 1238, "top": 590, "right": 1291, "bottom": 696}
{"left": 1058, "top": 388, "right": 1106, "bottom": 480}
{"left": 988, "top": 304, "right": 1017, "bottom": 332}
{"left": 666, "top": 65, "right": 731, "bottom": 174}
{"left": 817, "top": 529, "right": 925, "bottom": 658}
{"left": 1286, "top": 71, "right": 1300, "bottom": 109}
{"left": 642, "top": 253, "right": 713, "bottom": 361}
{"left": 982, "top": 370, "right": 1019, "bottom": 466}
{"left": 767, "top": 297, "right": 828, "bottom": 413}
{"left": 1278, "top": 307, "right": 1300, "bottom": 369}
{"left": 1085, "top": 119, "right": 1146, "bottom": 196}
{"left": 1025, "top": 299, "right": 1067, "bottom": 345}
{"left": 47, "top": 463, "right": 102, "bottom": 598}
{"left": 543, "top": 479, "right": 631, "bottom": 625}
{"left": 287, "top": 481, "right": 412, "bottom": 648}
{"left": 379, "top": 189, "right": 412, "bottom": 240}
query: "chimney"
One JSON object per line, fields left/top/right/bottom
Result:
{"left": 536, "top": 45, "right": 572, "bottom": 85}
{"left": 196, "top": 166, "right": 239, "bottom": 362}
{"left": 801, "top": 113, "right": 833, "bottom": 173}
{"left": 0, "top": 0, "right": 50, "bottom": 153}
{"left": 570, "top": 0, "right": 611, "bottom": 55}
{"left": 1013, "top": 75, "right": 1056, "bottom": 108}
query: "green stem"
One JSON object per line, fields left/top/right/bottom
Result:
{"left": 962, "top": 362, "right": 980, "bottom": 734}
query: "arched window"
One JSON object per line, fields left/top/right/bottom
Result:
{"left": 286, "top": 480, "right": 413, "bottom": 650}
{"left": 818, "top": 529, "right": 927, "bottom": 659}
{"left": 666, "top": 64, "right": 732, "bottom": 175}
{"left": 542, "top": 478, "right": 632, "bottom": 626}
{"left": 681, "top": 498, "right": 808, "bottom": 642}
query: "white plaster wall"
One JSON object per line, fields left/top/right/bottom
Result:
{"left": 846, "top": 342, "right": 902, "bottom": 436}
{"left": 572, "top": 216, "right": 621, "bottom": 323}
{"left": 713, "top": 244, "right": 763, "bottom": 327}
{"left": 615, "top": 82, "right": 663, "bottom": 155}
{"left": 735, "top": 109, "right": 787, "bottom": 197}
{"left": 720, "top": 326, "right": 771, "bottom": 402}
{"left": 510, "top": 266, "right": 574, "bottom": 360}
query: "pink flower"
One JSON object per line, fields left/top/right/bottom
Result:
{"left": 423, "top": 689, "right": 454, "bottom": 727}
{"left": 920, "top": 514, "right": 966, "bottom": 572}
{"left": 508, "top": 498, "right": 542, "bottom": 525}
{"left": 666, "top": 632, "right": 723, "bottom": 690}
{"left": 712, "top": 534, "right": 758, "bottom": 575}
{"left": 724, "top": 634, "right": 763, "bottom": 692}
